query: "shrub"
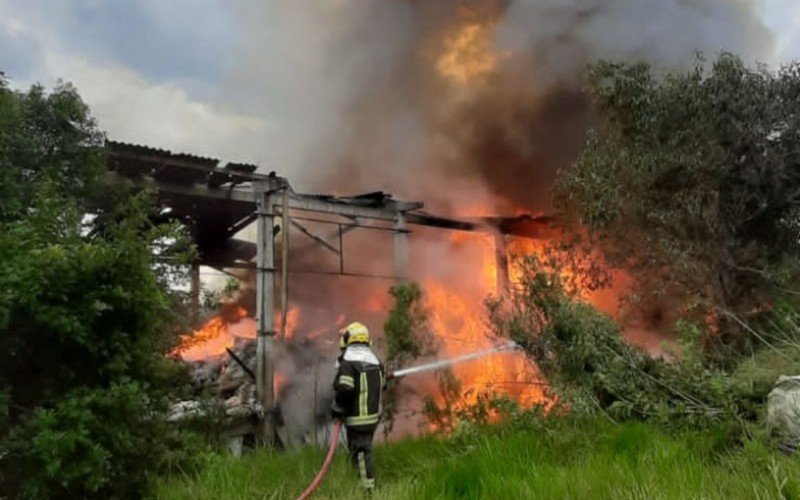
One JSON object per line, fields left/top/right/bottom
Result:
{"left": 488, "top": 254, "right": 738, "bottom": 427}
{"left": 5, "top": 382, "right": 202, "bottom": 499}
{"left": 383, "top": 283, "right": 437, "bottom": 366}
{"left": 383, "top": 283, "right": 438, "bottom": 434}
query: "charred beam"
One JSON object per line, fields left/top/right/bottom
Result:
{"left": 289, "top": 218, "right": 340, "bottom": 255}
{"left": 226, "top": 348, "right": 256, "bottom": 382}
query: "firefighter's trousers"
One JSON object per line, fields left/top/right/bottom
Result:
{"left": 346, "top": 427, "right": 376, "bottom": 491}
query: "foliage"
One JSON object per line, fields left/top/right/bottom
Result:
{"left": 421, "top": 368, "right": 462, "bottom": 432}
{"left": 424, "top": 391, "right": 535, "bottom": 435}
{"left": 382, "top": 283, "right": 438, "bottom": 435}
{"left": 554, "top": 54, "right": 800, "bottom": 343}
{"left": 728, "top": 301, "right": 800, "bottom": 419}
{"left": 488, "top": 254, "right": 738, "bottom": 427}
{"left": 0, "top": 191, "right": 191, "bottom": 410}
{"left": 6, "top": 383, "right": 202, "bottom": 499}
{"left": 383, "top": 283, "right": 437, "bottom": 366}
{"left": 0, "top": 78, "right": 198, "bottom": 496}
{"left": 201, "top": 277, "right": 241, "bottom": 312}
{"left": 0, "top": 76, "right": 105, "bottom": 222}
{"left": 154, "top": 415, "right": 800, "bottom": 499}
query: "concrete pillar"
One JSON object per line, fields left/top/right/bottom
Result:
{"left": 255, "top": 187, "right": 276, "bottom": 446}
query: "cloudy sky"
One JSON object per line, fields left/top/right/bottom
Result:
{"left": 2, "top": 0, "right": 799, "bottom": 188}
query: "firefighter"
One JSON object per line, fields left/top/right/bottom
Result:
{"left": 331, "top": 322, "right": 386, "bottom": 493}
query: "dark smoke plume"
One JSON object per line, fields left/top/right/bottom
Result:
{"left": 234, "top": 0, "right": 772, "bottom": 212}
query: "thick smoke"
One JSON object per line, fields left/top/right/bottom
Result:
{"left": 231, "top": 0, "right": 772, "bottom": 212}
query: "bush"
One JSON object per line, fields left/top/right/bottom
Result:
{"left": 6, "top": 383, "right": 201, "bottom": 499}
{"left": 382, "top": 283, "right": 438, "bottom": 434}
{"left": 488, "top": 254, "right": 738, "bottom": 427}
{"left": 10, "top": 382, "right": 202, "bottom": 498}
{"left": 383, "top": 283, "right": 437, "bottom": 366}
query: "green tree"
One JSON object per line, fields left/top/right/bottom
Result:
{"left": 0, "top": 76, "right": 105, "bottom": 221}
{"left": 555, "top": 55, "right": 800, "bottom": 345}
{"left": 0, "top": 75, "right": 197, "bottom": 497}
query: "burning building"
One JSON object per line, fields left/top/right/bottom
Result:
{"left": 107, "top": 141, "right": 562, "bottom": 447}
{"left": 111, "top": 0, "right": 775, "bottom": 448}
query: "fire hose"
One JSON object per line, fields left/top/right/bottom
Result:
{"left": 293, "top": 341, "right": 517, "bottom": 498}
{"left": 295, "top": 419, "right": 342, "bottom": 500}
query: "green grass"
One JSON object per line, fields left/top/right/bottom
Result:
{"left": 155, "top": 419, "right": 800, "bottom": 499}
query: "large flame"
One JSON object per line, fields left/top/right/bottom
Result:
{"left": 424, "top": 279, "right": 548, "bottom": 412}
{"left": 165, "top": 1, "right": 663, "bottom": 435}
{"left": 174, "top": 306, "right": 306, "bottom": 363}
{"left": 172, "top": 226, "right": 640, "bottom": 429}
{"left": 415, "top": 231, "right": 552, "bottom": 416}
{"left": 171, "top": 230, "right": 611, "bottom": 413}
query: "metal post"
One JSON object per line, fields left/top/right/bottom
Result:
{"left": 255, "top": 186, "right": 276, "bottom": 446}
{"left": 394, "top": 212, "right": 409, "bottom": 283}
{"left": 279, "top": 188, "right": 290, "bottom": 338}
{"left": 494, "top": 233, "right": 509, "bottom": 294}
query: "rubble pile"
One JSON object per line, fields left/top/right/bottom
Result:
{"left": 168, "top": 334, "right": 339, "bottom": 450}
{"left": 768, "top": 375, "right": 800, "bottom": 451}
{"left": 168, "top": 338, "right": 259, "bottom": 434}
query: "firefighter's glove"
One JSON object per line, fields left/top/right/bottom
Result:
{"left": 330, "top": 399, "right": 346, "bottom": 420}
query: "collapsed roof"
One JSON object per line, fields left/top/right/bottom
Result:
{"left": 106, "top": 141, "right": 556, "bottom": 269}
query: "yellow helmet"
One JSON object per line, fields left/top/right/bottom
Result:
{"left": 339, "top": 322, "right": 370, "bottom": 348}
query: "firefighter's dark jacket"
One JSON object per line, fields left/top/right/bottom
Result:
{"left": 332, "top": 344, "right": 386, "bottom": 431}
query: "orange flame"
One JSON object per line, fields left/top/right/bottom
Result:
{"left": 278, "top": 307, "right": 300, "bottom": 340}
{"left": 420, "top": 227, "right": 640, "bottom": 417}
{"left": 424, "top": 279, "right": 548, "bottom": 414}
{"left": 415, "top": 230, "right": 553, "bottom": 418}
{"left": 173, "top": 306, "right": 253, "bottom": 361}
{"left": 175, "top": 305, "right": 310, "bottom": 361}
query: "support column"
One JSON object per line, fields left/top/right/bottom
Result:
{"left": 394, "top": 212, "right": 409, "bottom": 283}
{"left": 494, "top": 233, "right": 510, "bottom": 294}
{"left": 255, "top": 188, "right": 276, "bottom": 446}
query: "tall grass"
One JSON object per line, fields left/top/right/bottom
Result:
{"left": 155, "top": 418, "right": 800, "bottom": 499}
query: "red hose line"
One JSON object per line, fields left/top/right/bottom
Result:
{"left": 296, "top": 420, "right": 343, "bottom": 500}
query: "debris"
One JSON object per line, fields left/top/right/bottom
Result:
{"left": 767, "top": 375, "right": 800, "bottom": 450}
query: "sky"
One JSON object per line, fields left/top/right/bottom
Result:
{"left": 2, "top": 0, "right": 800, "bottom": 187}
